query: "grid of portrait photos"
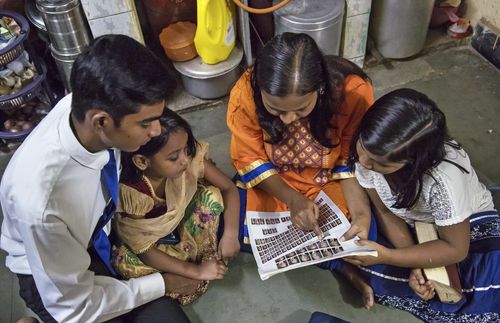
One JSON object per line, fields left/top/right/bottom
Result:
{"left": 248, "top": 191, "right": 350, "bottom": 264}
{"left": 247, "top": 191, "right": 377, "bottom": 280}
{"left": 275, "top": 238, "right": 344, "bottom": 269}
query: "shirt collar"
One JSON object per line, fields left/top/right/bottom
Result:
{"left": 58, "top": 101, "right": 110, "bottom": 170}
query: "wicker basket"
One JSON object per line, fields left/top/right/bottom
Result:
{"left": 0, "top": 11, "right": 30, "bottom": 65}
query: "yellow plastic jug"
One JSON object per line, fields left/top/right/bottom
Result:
{"left": 194, "top": 0, "right": 236, "bottom": 64}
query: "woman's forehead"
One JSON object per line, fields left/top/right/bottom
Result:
{"left": 261, "top": 91, "right": 316, "bottom": 111}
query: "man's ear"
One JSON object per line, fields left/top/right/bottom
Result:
{"left": 132, "top": 154, "right": 149, "bottom": 171}
{"left": 90, "top": 112, "right": 113, "bottom": 130}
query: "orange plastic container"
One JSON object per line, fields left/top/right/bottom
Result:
{"left": 159, "top": 21, "right": 198, "bottom": 62}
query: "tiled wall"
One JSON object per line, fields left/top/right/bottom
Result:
{"left": 341, "top": 0, "right": 371, "bottom": 67}
{"left": 80, "top": 0, "right": 144, "bottom": 44}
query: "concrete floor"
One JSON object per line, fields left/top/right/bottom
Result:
{"left": 1, "top": 43, "right": 499, "bottom": 322}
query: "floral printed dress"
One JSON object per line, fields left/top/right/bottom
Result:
{"left": 111, "top": 142, "right": 223, "bottom": 304}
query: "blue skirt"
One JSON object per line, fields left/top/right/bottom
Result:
{"left": 356, "top": 210, "right": 500, "bottom": 322}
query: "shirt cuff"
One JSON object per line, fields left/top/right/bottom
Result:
{"left": 135, "top": 272, "right": 165, "bottom": 302}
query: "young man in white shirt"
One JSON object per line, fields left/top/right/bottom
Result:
{"left": 0, "top": 35, "right": 192, "bottom": 322}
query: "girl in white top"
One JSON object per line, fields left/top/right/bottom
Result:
{"left": 343, "top": 88, "right": 499, "bottom": 322}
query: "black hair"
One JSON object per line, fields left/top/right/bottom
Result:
{"left": 250, "top": 32, "right": 369, "bottom": 147}
{"left": 348, "top": 88, "right": 467, "bottom": 209}
{"left": 120, "top": 109, "right": 197, "bottom": 182}
{"left": 70, "top": 34, "right": 176, "bottom": 125}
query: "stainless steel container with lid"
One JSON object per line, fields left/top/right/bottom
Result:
{"left": 369, "top": 0, "right": 434, "bottom": 58}
{"left": 50, "top": 45, "right": 79, "bottom": 91}
{"left": 36, "top": 0, "right": 92, "bottom": 54}
{"left": 273, "top": 0, "right": 345, "bottom": 55}
{"left": 173, "top": 45, "right": 244, "bottom": 99}
{"left": 36, "top": 0, "right": 92, "bottom": 91}
{"left": 25, "top": 0, "right": 46, "bottom": 32}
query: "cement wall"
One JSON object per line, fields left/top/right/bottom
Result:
{"left": 465, "top": 0, "right": 500, "bottom": 30}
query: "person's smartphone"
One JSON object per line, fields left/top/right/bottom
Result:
{"left": 157, "top": 230, "right": 180, "bottom": 245}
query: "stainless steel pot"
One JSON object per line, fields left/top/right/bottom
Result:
{"left": 25, "top": 0, "right": 46, "bottom": 32}
{"left": 273, "top": 0, "right": 345, "bottom": 55}
{"left": 50, "top": 45, "right": 79, "bottom": 91}
{"left": 369, "top": 0, "right": 434, "bottom": 58}
{"left": 173, "top": 46, "right": 244, "bottom": 99}
{"left": 36, "top": 0, "right": 92, "bottom": 54}
{"left": 36, "top": 0, "right": 92, "bottom": 91}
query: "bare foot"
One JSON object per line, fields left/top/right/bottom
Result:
{"left": 16, "top": 317, "right": 38, "bottom": 323}
{"left": 340, "top": 263, "right": 374, "bottom": 310}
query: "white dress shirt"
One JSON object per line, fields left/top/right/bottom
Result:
{"left": 0, "top": 94, "right": 165, "bottom": 322}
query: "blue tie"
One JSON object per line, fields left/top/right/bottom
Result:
{"left": 93, "top": 149, "right": 118, "bottom": 276}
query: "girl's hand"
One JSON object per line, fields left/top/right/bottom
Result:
{"left": 341, "top": 215, "right": 371, "bottom": 241}
{"left": 196, "top": 259, "right": 228, "bottom": 280}
{"left": 409, "top": 268, "right": 435, "bottom": 300}
{"left": 288, "top": 193, "right": 323, "bottom": 238}
{"left": 343, "top": 240, "right": 389, "bottom": 266}
{"left": 218, "top": 232, "right": 240, "bottom": 260}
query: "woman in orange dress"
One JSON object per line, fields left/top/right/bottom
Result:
{"left": 226, "top": 33, "right": 376, "bottom": 308}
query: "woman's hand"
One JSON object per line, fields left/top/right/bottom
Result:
{"left": 256, "top": 175, "right": 322, "bottom": 237}
{"left": 343, "top": 240, "right": 390, "bottom": 266}
{"left": 218, "top": 232, "right": 240, "bottom": 261}
{"left": 288, "top": 193, "right": 323, "bottom": 238}
{"left": 409, "top": 268, "right": 435, "bottom": 300}
{"left": 195, "top": 259, "right": 228, "bottom": 280}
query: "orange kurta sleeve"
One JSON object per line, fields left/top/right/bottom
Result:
{"left": 334, "top": 75, "right": 374, "bottom": 164}
{"left": 227, "top": 71, "right": 278, "bottom": 188}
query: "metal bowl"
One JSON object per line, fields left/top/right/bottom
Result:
{"left": 173, "top": 45, "right": 244, "bottom": 99}
{"left": 25, "top": 0, "right": 47, "bottom": 32}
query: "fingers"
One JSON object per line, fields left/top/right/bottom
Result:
{"left": 208, "top": 260, "right": 228, "bottom": 280}
{"left": 353, "top": 239, "right": 367, "bottom": 247}
{"left": 214, "top": 261, "right": 228, "bottom": 279}
{"left": 291, "top": 212, "right": 308, "bottom": 230}
{"left": 313, "top": 223, "right": 324, "bottom": 240}
{"left": 415, "top": 286, "right": 435, "bottom": 300}
{"left": 218, "top": 238, "right": 241, "bottom": 260}
{"left": 216, "top": 246, "right": 223, "bottom": 261}
{"left": 310, "top": 204, "right": 323, "bottom": 239}
{"left": 291, "top": 199, "right": 320, "bottom": 232}
{"left": 340, "top": 227, "right": 355, "bottom": 242}
{"left": 409, "top": 269, "right": 435, "bottom": 300}
{"left": 293, "top": 209, "right": 320, "bottom": 231}
{"left": 413, "top": 269, "right": 426, "bottom": 285}
{"left": 312, "top": 203, "right": 319, "bottom": 220}
{"left": 343, "top": 257, "right": 361, "bottom": 266}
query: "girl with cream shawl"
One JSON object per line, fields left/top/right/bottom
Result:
{"left": 112, "top": 109, "right": 240, "bottom": 304}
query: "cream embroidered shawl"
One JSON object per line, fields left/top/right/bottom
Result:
{"left": 114, "top": 142, "right": 208, "bottom": 254}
